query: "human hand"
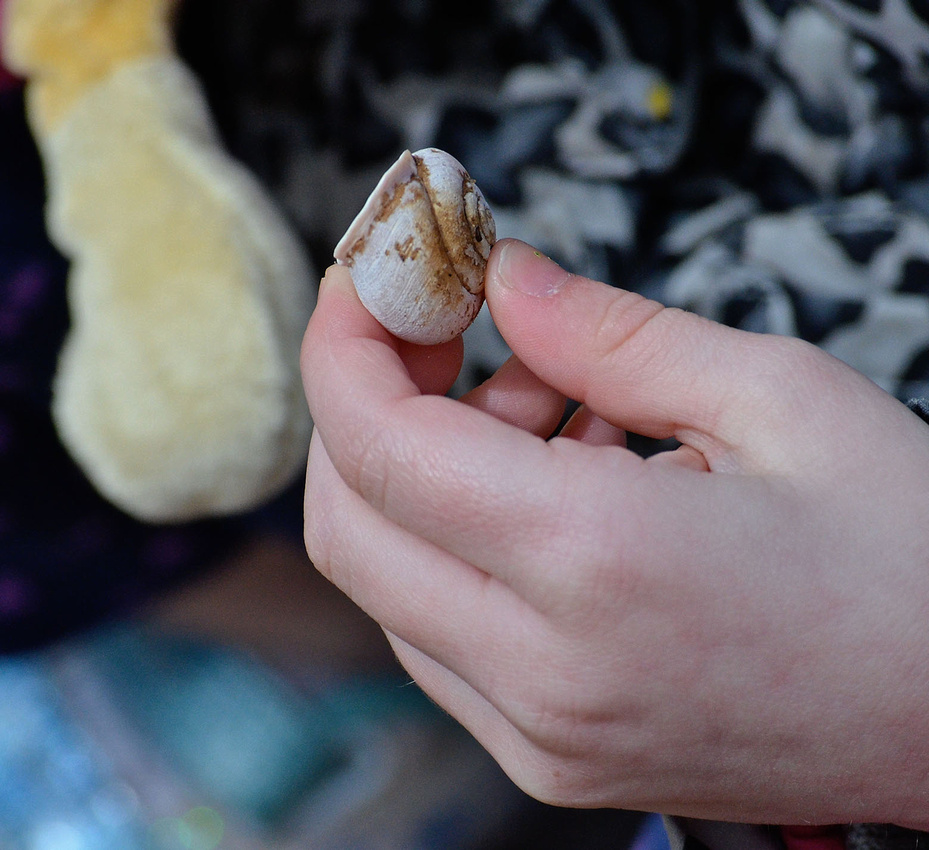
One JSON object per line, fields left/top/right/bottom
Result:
{"left": 301, "top": 237, "right": 929, "bottom": 827}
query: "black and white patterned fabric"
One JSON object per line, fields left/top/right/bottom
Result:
{"left": 179, "top": 0, "right": 929, "bottom": 405}
{"left": 172, "top": 1, "right": 929, "bottom": 847}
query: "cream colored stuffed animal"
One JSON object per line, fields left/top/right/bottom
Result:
{"left": 2, "top": 0, "right": 314, "bottom": 522}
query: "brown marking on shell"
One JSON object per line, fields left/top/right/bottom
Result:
{"left": 394, "top": 235, "right": 421, "bottom": 262}
{"left": 345, "top": 176, "right": 419, "bottom": 266}
{"left": 414, "top": 153, "right": 490, "bottom": 296}
{"left": 378, "top": 174, "right": 416, "bottom": 223}
{"left": 408, "top": 193, "right": 472, "bottom": 316}
{"left": 333, "top": 148, "right": 496, "bottom": 344}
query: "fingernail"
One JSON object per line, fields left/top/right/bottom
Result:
{"left": 319, "top": 263, "right": 337, "bottom": 291}
{"left": 497, "top": 240, "right": 570, "bottom": 297}
{"left": 321, "top": 262, "right": 355, "bottom": 296}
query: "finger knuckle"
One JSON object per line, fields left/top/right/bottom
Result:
{"left": 303, "top": 530, "right": 330, "bottom": 581}
{"left": 590, "top": 291, "right": 669, "bottom": 376}
{"left": 336, "top": 413, "right": 401, "bottom": 514}
{"left": 734, "top": 335, "right": 838, "bottom": 432}
{"left": 303, "top": 486, "right": 334, "bottom": 579}
{"left": 504, "top": 732, "right": 609, "bottom": 808}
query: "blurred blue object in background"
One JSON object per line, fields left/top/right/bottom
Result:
{"left": 632, "top": 813, "right": 674, "bottom": 850}
{"left": 0, "top": 621, "right": 662, "bottom": 849}
{"left": 0, "top": 622, "right": 531, "bottom": 850}
{"left": 82, "top": 627, "right": 351, "bottom": 826}
{"left": 0, "top": 654, "right": 148, "bottom": 850}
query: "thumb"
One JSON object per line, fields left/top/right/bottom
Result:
{"left": 484, "top": 239, "right": 881, "bottom": 472}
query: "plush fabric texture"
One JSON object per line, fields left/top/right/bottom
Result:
{"left": 2, "top": 0, "right": 178, "bottom": 134}
{"left": 2, "top": 0, "right": 314, "bottom": 522}
{"left": 0, "top": 86, "right": 250, "bottom": 650}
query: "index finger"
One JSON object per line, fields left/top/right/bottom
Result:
{"left": 301, "top": 265, "right": 649, "bottom": 603}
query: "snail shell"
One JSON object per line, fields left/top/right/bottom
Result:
{"left": 333, "top": 148, "right": 496, "bottom": 345}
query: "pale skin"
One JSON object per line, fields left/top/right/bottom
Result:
{"left": 301, "top": 237, "right": 929, "bottom": 828}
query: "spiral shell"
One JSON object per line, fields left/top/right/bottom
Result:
{"left": 333, "top": 148, "right": 496, "bottom": 345}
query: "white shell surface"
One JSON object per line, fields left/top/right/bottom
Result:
{"left": 334, "top": 148, "right": 496, "bottom": 345}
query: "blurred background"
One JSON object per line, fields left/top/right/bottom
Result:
{"left": 4, "top": 0, "right": 929, "bottom": 846}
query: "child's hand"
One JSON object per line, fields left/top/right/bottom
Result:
{"left": 302, "top": 238, "right": 929, "bottom": 828}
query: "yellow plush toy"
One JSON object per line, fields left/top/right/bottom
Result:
{"left": 2, "top": 0, "right": 315, "bottom": 522}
